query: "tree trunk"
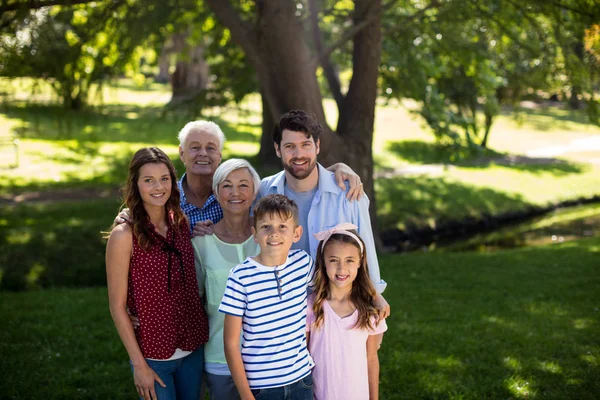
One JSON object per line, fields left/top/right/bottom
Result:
{"left": 258, "top": 89, "right": 279, "bottom": 167}
{"left": 205, "top": 0, "right": 382, "bottom": 241}
{"left": 335, "top": 0, "right": 382, "bottom": 247}
{"left": 156, "top": 41, "right": 171, "bottom": 83}
{"left": 169, "top": 34, "right": 209, "bottom": 105}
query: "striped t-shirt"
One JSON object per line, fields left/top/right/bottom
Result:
{"left": 218, "top": 249, "right": 315, "bottom": 389}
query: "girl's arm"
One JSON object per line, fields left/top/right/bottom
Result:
{"left": 224, "top": 314, "right": 255, "bottom": 400}
{"left": 106, "top": 225, "right": 165, "bottom": 399}
{"left": 366, "top": 333, "right": 383, "bottom": 400}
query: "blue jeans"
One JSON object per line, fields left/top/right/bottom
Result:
{"left": 250, "top": 373, "right": 313, "bottom": 400}
{"left": 206, "top": 372, "right": 240, "bottom": 400}
{"left": 131, "top": 347, "right": 204, "bottom": 400}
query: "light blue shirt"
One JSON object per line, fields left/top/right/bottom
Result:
{"left": 284, "top": 185, "right": 317, "bottom": 253}
{"left": 259, "top": 163, "right": 387, "bottom": 293}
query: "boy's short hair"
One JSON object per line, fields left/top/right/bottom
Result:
{"left": 253, "top": 194, "right": 299, "bottom": 228}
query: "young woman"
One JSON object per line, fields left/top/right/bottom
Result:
{"left": 307, "top": 223, "right": 388, "bottom": 400}
{"left": 105, "top": 147, "right": 208, "bottom": 400}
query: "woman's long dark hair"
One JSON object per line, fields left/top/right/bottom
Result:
{"left": 117, "top": 147, "right": 185, "bottom": 250}
{"left": 311, "top": 231, "right": 378, "bottom": 330}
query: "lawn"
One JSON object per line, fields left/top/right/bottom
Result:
{"left": 2, "top": 79, "right": 600, "bottom": 233}
{"left": 1, "top": 236, "right": 598, "bottom": 399}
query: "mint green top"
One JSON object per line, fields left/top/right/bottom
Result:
{"left": 191, "top": 233, "right": 260, "bottom": 370}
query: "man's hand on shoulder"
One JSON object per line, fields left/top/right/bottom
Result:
{"left": 192, "top": 220, "right": 214, "bottom": 237}
{"left": 327, "top": 162, "right": 364, "bottom": 201}
{"left": 114, "top": 208, "right": 131, "bottom": 226}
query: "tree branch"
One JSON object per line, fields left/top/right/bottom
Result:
{"left": 314, "top": 0, "right": 440, "bottom": 65}
{"left": 0, "top": 0, "right": 97, "bottom": 15}
{"left": 204, "top": 0, "right": 258, "bottom": 62}
{"left": 308, "top": 0, "right": 344, "bottom": 111}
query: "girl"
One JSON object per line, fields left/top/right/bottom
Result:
{"left": 308, "top": 223, "right": 387, "bottom": 400}
{"left": 105, "top": 147, "right": 208, "bottom": 400}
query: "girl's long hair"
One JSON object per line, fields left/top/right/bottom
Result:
{"left": 112, "top": 147, "right": 186, "bottom": 250}
{"left": 311, "top": 230, "right": 378, "bottom": 330}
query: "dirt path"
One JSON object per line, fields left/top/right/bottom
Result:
{"left": 3, "top": 135, "right": 599, "bottom": 205}
{"left": 0, "top": 186, "right": 121, "bottom": 206}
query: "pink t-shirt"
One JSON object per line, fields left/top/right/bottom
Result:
{"left": 307, "top": 296, "right": 387, "bottom": 400}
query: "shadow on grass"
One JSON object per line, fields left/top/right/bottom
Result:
{"left": 379, "top": 238, "right": 600, "bottom": 399}
{"left": 0, "top": 199, "right": 120, "bottom": 291}
{"left": 0, "top": 102, "right": 259, "bottom": 145}
{"left": 376, "top": 174, "right": 530, "bottom": 232}
{"left": 502, "top": 105, "right": 596, "bottom": 132}
{"left": 387, "top": 140, "right": 587, "bottom": 176}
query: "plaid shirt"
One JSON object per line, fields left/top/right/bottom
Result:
{"left": 178, "top": 174, "right": 223, "bottom": 232}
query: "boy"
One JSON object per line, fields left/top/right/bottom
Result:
{"left": 219, "top": 194, "right": 315, "bottom": 400}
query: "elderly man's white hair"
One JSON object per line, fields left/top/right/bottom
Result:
{"left": 177, "top": 120, "right": 226, "bottom": 151}
{"left": 212, "top": 158, "right": 261, "bottom": 197}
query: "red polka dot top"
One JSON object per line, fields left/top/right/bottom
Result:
{"left": 127, "top": 219, "right": 209, "bottom": 359}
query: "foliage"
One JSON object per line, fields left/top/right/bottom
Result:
{"left": 380, "top": 0, "right": 600, "bottom": 154}
{"left": 0, "top": 1, "right": 178, "bottom": 109}
{"left": 1, "top": 237, "right": 599, "bottom": 398}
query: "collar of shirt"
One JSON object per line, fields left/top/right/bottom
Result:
{"left": 268, "top": 163, "right": 342, "bottom": 196}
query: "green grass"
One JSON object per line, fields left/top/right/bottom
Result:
{"left": 1, "top": 237, "right": 598, "bottom": 399}
{"left": 0, "top": 199, "right": 120, "bottom": 290}
{"left": 2, "top": 81, "right": 599, "bottom": 231}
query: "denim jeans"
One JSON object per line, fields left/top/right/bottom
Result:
{"left": 250, "top": 373, "right": 313, "bottom": 400}
{"left": 206, "top": 372, "right": 240, "bottom": 400}
{"left": 131, "top": 347, "right": 204, "bottom": 400}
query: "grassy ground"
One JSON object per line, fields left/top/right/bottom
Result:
{"left": 2, "top": 80, "right": 599, "bottom": 233}
{"left": 1, "top": 237, "right": 598, "bottom": 399}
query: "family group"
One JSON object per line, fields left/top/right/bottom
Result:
{"left": 105, "top": 110, "right": 390, "bottom": 400}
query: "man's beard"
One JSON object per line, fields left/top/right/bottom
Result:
{"left": 283, "top": 157, "right": 317, "bottom": 180}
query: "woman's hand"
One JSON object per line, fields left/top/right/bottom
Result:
{"left": 133, "top": 363, "right": 166, "bottom": 400}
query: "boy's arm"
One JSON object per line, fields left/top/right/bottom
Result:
{"left": 366, "top": 334, "right": 382, "bottom": 400}
{"left": 224, "top": 314, "right": 255, "bottom": 400}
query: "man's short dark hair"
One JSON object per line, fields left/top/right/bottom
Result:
{"left": 272, "top": 110, "right": 323, "bottom": 147}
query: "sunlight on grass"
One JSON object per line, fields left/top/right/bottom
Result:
{"left": 436, "top": 356, "right": 464, "bottom": 369}
{"left": 526, "top": 303, "right": 568, "bottom": 317}
{"left": 7, "top": 231, "right": 31, "bottom": 245}
{"left": 539, "top": 361, "right": 562, "bottom": 374}
{"left": 505, "top": 375, "right": 535, "bottom": 398}
{"left": 227, "top": 141, "right": 260, "bottom": 157}
{"left": 580, "top": 353, "right": 598, "bottom": 367}
{"left": 26, "top": 263, "right": 45, "bottom": 289}
{"left": 485, "top": 316, "right": 518, "bottom": 330}
{"left": 503, "top": 356, "right": 523, "bottom": 371}
{"left": 572, "top": 319, "right": 594, "bottom": 330}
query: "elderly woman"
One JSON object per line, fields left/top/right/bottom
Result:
{"left": 192, "top": 158, "right": 261, "bottom": 400}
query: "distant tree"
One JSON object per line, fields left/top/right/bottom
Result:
{"left": 0, "top": 1, "right": 177, "bottom": 109}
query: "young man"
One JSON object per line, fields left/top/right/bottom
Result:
{"left": 219, "top": 195, "right": 315, "bottom": 400}
{"left": 260, "top": 110, "right": 388, "bottom": 313}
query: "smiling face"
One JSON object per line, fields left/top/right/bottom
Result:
{"left": 179, "top": 129, "right": 222, "bottom": 178}
{"left": 252, "top": 212, "right": 302, "bottom": 259}
{"left": 275, "top": 129, "right": 319, "bottom": 180}
{"left": 137, "top": 162, "right": 172, "bottom": 209}
{"left": 216, "top": 168, "right": 256, "bottom": 215}
{"left": 323, "top": 240, "right": 361, "bottom": 292}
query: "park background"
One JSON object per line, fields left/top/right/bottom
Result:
{"left": 0, "top": 1, "right": 599, "bottom": 399}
